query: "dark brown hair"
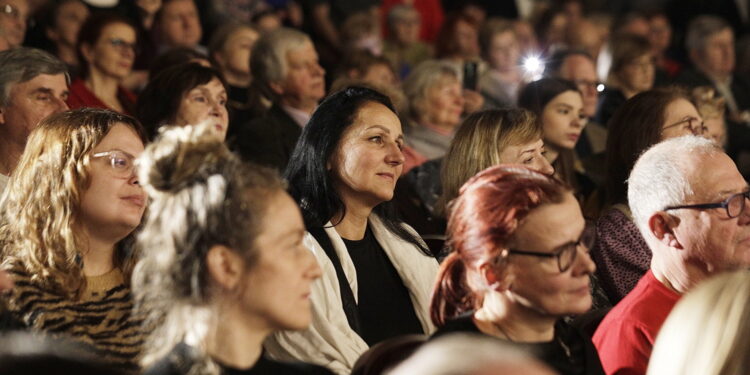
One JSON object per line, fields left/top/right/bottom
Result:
{"left": 430, "top": 165, "right": 568, "bottom": 326}
{"left": 605, "top": 87, "right": 688, "bottom": 206}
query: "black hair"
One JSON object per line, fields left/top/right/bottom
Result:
{"left": 136, "top": 62, "right": 227, "bottom": 140}
{"left": 284, "top": 86, "right": 429, "bottom": 255}
{"left": 148, "top": 46, "right": 208, "bottom": 79}
{"left": 517, "top": 77, "right": 581, "bottom": 116}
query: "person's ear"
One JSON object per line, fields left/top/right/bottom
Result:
{"left": 269, "top": 80, "right": 284, "bottom": 96}
{"left": 205, "top": 245, "right": 244, "bottom": 290}
{"left": 479, "top": 254, "right": 514, "bottom": 292}
{"left": 649, "top": 212, "right": 683, "bottom": 249}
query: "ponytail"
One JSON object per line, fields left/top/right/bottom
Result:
{"left": 430, "top": 251, "right": 474, "bottom": 327}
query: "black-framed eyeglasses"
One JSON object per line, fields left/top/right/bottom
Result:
{"left": 664, "top": 190, "right": 750, "bottom": 218}
{"left": 92, "top": 150, "right": 137, "bottom": 178}
{"left": 506, "top": 222, "right": 596, "bottom": 273}
{"left": 662, "top": 116, "right": 707, "bottom": 136}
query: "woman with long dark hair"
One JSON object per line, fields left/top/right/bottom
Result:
{"left": 266, "top": 86, "right": 438, "bottom": 374}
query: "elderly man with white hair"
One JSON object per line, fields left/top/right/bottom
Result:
{"left": 593, "top": 135, "right": 750, "bottom": 375}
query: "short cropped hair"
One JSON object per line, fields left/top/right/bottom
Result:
{"left": 250, "top": 27, "right": 311, "bottom": 101}
{"left": 628, "top": 136, "right": 720, "bottom": 237}
{"left": 0, "top": 48, "right": 68, "bottom": 107}
{"left": 685, "top": 15, "right": 732, "bottom": 52}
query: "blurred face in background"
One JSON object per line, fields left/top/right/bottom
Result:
{"left": 619, "top": 53, "right": 655, "bottom": 95}
{"left": 558, "top": 55, "right": 598, "bottom": 117}
{"left": 0, "top": 0, "right": 29, "bottom": 47}
{"left": 46, "top": 0, "right": 89, "bottom": 50}
{"left": 695, "top": 28, "right": 735, "bottom": 79}
{"left": 158, "top": 0, "right": 202, "bottom": 48}
{"left": 391, "top": 9, "right": 420, "bottom": 45}
{"left": 487, "top": 30, "right": 520, "bottom": 73}
{"left": 541, "top": 90, "right": 587, "bottom": 151}
{"left": 82, "top": 22, "right": 137, "bottom": 80}
{"left": 213, "top": 26, "right": 259, "bottom": 86}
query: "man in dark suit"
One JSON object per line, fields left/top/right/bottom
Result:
{"left": 676, "top": 15, "right": 750, "bottom": 172}
{"left": 234, "top": 27, "right": 326, "bottom": 171}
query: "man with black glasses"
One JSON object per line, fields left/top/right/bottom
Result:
{"left": 593, "top": 136, "right": 750, "bottom": 375}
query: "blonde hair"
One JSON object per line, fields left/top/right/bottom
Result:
{"left": 402, "top": 60, "right": 459, "bottom": 123}
{"left": 648, "top": 270, "right": 750, "bottom": 375}
{"left": 436, "top": 108, "right": 541, "bottom": 215}
{"left": 0, "top": 108, "right": 145, "bottom": 298}
{"left": 133, "top": 124, "right": 286, "bottom": 373}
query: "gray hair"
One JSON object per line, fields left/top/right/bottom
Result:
{"left": 685, "top": 15, "right": 732, "bottom": 52}
{"left": 387, "top": 334, "right": 554, "bottom": 375}
{"left": 0, "top": 48, "right": 68, "bottom": 107}
{"left": 628, "top": 136, "right": 721, "bottom": 238}
{"left": 250, "top": 27, "right": 311, "bottom": 100}
{"left": 402, "top": 60, "right": 459, "bottom": 120}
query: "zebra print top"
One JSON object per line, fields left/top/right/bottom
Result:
{"left": 1, "top": 266, "right": 145, "bottom": 372}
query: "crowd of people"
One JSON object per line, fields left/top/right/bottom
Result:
{"left": 1, "top": 0, "right": 750, "bottom": 374}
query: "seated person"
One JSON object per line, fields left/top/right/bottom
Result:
{"left": 134, "top": 125, "right": 332, "bottom": 375}
{"left": 67, "top": 14, "right": 138, "bottom": 115}
{"left": 0, "top": 108, "right": 147, "bottom": 370}
{"left": 430, "top": 164, "right": 604, "bottom": 375}
{"left": 265, "top": 87, "right": 438, "bottom": 374}
{"left": 137, "top": 62, "right": 229, "bottom": 140}
{"left": 594, "top": 136, "right": 750, "bottom": 375}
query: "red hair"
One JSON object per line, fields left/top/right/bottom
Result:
{"left": 430, "top": 165, "right": 569, "bottom": 326}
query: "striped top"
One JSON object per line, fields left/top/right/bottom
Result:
{"left": 1, "top": 266, "right": 145, "bottom": 371}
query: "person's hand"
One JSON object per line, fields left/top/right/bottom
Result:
{"left": 0, "top": 270, "right": 13, "bottom": 293}
{"left": 463, "top": 89, "right": 484, "bottom": 114}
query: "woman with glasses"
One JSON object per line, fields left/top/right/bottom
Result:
{"left": 430, "top": 165, "right": 604, "bottom": 375}
{"left": 0, "top": 108, "right": 147, "bottom": 370}
{"left": 67, "top": 14, "right": 139, "bottom": 115}
{"left": 591, "top": 87, "right": 706, "bottom": 306}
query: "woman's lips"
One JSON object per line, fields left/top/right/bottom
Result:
{"left": 122, "top": 195, "right": 145, "bottom": 207}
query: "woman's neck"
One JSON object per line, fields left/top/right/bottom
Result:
{"left": 206, "top": 305, "right": 268, "bottom": 369}
{"left": 85, "top": 71, "right": 123, "bottom": 111}
{"left": 473, "top": 291, "right": 556, "bottom": 343}
{"left": 57, "top": 45, "right": 78, "bottom": 67}
{"left": 332, "top": 201, "right": 373, "bottom": 241}
{"left": 81, "top": 234, "right": 117, "bottom": 277}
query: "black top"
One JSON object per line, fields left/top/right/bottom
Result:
{"left": 433, "top": 312, "right": 604, "bottom": 375}
{"left": 143, "top": 343, "right": 334, "bottom": 375}
{"left": 341, "top": 227, "right": 424, "bottom": 346}
{"left": 593, "top": 88, "right": 626, "bottom": 128}
{"left": 231, "top": 104, "right": 302, "bottom": 172}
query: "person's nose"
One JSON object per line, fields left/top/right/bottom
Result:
{"left": 385, "top": 141, "right": 405, "bottom": 166}
{"left": 54, "top": 95, "right": 69, "bottom": 112}
{"left": 572, "top": 246, "right": 596, "bottom": 275}
{"left": 537, "top": 157, "right": 554, "bottom": 176}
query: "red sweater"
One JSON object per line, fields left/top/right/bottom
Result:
{"left": 592, "top": 270, "right": 680, "bottom": 375}
{"left": 66, "top": 79, "right": 137, "bottom": 116}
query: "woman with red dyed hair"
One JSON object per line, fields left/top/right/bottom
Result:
{"left": 430, "top": 165, "right": 604, "bottom": 375}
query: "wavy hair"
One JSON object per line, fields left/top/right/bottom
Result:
{"left": 0, "top": 108, "right": 146, "bottom": 298}
{"left": 133, "top": 124, "right": 286, "bottom": 373}
{"left": 430, "top": 165, "right": 568, "bottom": 326}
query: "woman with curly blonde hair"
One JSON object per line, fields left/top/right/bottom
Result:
{"left": 0, "top": 108, "right": 147, "bottom": 370}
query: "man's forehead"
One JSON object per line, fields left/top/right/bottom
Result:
{"left": 688, "top": 153, "right": 746, "bottom": 200}
{"left": 561, "top": 55, "right": 596, "bottom": 78}
{"left": 12, "top": 73, "right": 68, "bottom": 92}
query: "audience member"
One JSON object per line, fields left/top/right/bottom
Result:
{"left": 477, "top": 18, "right": 522, "bottom": 109}
{"left": 645, "top": 11, "right": 681, "bottom": 82}
{"left": 0, "top": 47, "right": 69, "bottom": 193}
{"left": 593, "top": 136, "right": 750, "bottom": 375}
{"left": 233, "top": 27, "right": 325, "bottom": 171}
{"left": 67, "top": 14, "right": 138, "bottom": 115}
{"left": 337, "top": 51, "right": 398, "bottom": 89}
{"left": 152, "top": 0, "right": 204, "bottom": 54}
{"left": 434, "top": 14, "right": 479, "bottom": 65}
{"left": 339, "top": 12, "right": 383, "bottom": 56}
{"left": 565, "top": 18, "right": 607, "bottom": 62}
{"left": 266, "top": 87, "right": 438, "bottom": 374}
{"left": 395, "top": 108, "right": 553, "bottom": 255}
{"left": 133, "top": 124, "right": 332, "bottom": 375}
{"left": 135, "top": 0, "right": 162, "bottom": 30}
{"left": 690, "top": 86, "right": 727, "bottom": 147}
{"left": 593, "top": 88, "right": 706, "bottom": 304}
{"left": 431, "top": 165, "right": 604, "bottom": 374}
{"left": 137, "top": 62, "right": 228, "bottom": 140}
{"left": 0, "top": 109, "right": 147, "bottom": 370}
{"left": 382, "top": 4, "right": 433, "bottom": 79}
{"left": 0, "top": 0, "right": 28, "bottom": 48}
{"left": 533, "top": 5, "right": 568, "bottom": 53}
{"left": 388, "top": 334, "right": 556, "bottom": 375}
{"left": 43, "top": 0, "right": 90, "bottom": 78}
{"left": 401, "top": 60, "right": 465, "bottom": 169}
{"left": 595, "top": 34, "right": 655, "bottom": 126}
{"left": 208, "top": 22, "right": 259, "bottom": 111}
{"left": 518, "top": 77, "right": 592, "bottom": 198}
{"left": 648, "top": 270, "right": 750, "bottom": 375}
